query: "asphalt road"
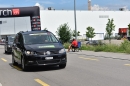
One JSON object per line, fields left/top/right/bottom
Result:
{"left": 0, "top": 45, "right": 130, "bottom": 86}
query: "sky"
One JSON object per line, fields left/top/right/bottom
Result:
{"left": 0, "top": 0, "right": 129, "bottom": 10}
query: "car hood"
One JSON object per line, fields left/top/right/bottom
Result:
{"left": 24, "top": 43, "right": 64, "bottom": 51}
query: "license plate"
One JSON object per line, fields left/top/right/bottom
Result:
{"left": 45, "top": 57, "right": 53, "bottom": 60}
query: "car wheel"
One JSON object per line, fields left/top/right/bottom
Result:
{"left": 5, "top": 50, "right": 7, "bottom": 54}
{"left": 12, "top": 55, "right": 17, "bottom": 65}
{"left": 21, "top": 57, "right": 28, "bottom": 71}
{"left": 59, "top": 64, "right": 66, "bottom": 69}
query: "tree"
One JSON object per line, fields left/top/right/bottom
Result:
{"left": 56, "top": 23, "right": 72, "bottom": 43}
{"left": 86, "top": 26, "right": 95, "bottom": 41}
{"left": 128, "top": 24, "right": 130, "bottom": 36}
{"left": 72, "top": 30, "right": 80, "bottom": 37}
{"left": 106, "top": 18, "right": 115, "bottom": 43}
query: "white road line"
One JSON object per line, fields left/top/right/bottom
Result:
{"left": 0, "top": 83, "right": 2, "bottom": 86}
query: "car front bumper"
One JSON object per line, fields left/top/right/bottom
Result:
{"left": 24, "top": 53, "right": 67, "bottom": 66}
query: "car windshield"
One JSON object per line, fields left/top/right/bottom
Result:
{"left": 8, "top": 37, "right": 15, "bottom": 42}
{"left": 23, "top": 32, "right": 59, "bottom": 45}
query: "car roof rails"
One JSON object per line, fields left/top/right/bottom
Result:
{"left": 19, "top": 31, "right": 24, "bottom": 33}
{"left": 42, "top": 29, "right": 49, "bottom": 32}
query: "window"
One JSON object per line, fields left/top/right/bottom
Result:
{"left": 8, "top": 37, "right": 15, "bottom": 42}
{"left": 23, "top": 32, "right": 59, "bottom": 45}
{"left": 14, "top": 34, "right": 18, "bottom": 43}
{"left": 99, "top": 15, "right": 109, "bottom": 18}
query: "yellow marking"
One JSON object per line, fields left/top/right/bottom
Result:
{"left": 13, "top": 65, "right": 22, "bottom": 71}
{"left": 79, "top": 57, "right": 99, "bottom": 61}
{"left": 124, "top": 64, "right": 130, "bottom": 66}
{"left": 1, "top": 58, "right": 7, "bottom": 62}
{"left": 34, "top": 79, "right": 50, "bottom": 86}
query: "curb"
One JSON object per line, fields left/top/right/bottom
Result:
{"left": 68, "top": 52, "right": 130, "bottom": 61}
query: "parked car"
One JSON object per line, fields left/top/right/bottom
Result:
{"left": 12, "top": 30, "right": 67, "bottom": 71}
{"left": 4, "top": 35, "right": 15, "bottom": 54}
{"left": 86, "top": 40, "right": 105, "bottom": 45}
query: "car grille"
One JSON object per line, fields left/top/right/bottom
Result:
{"left": 36, "top": 51, "right": 59, "bottom": 55}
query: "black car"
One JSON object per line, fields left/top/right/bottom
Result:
{"left": 4, "top": 35, "right": 15, "bottom": 54}
{"left": 12, "top": 30, "right": 67, "bottom": 71}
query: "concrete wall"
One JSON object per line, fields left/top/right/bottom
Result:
{"left": 0, "top": 10, "right": 130, "bottom": 38}
{"left": 40, "top": 10, "right": 130, "bottom": 36}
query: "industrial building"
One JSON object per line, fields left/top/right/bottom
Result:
{"left": 0, "top": 0, "right": 129, "bottom": 40}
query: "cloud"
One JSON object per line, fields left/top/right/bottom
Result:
{"left": 35, "top": 3, "right": 44, "bottom": 10}
{"left": 91, "top": 4, "right": 110, "bottom": 11}
{"left": 91, "top": 4, "right": 129, "bottom": 11}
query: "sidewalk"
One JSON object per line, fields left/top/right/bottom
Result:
{"left": 67, "top": 50, "right": 130, "bottom": 61}
{"left": 0, "top": 43, "right": 5, "bottom": 45}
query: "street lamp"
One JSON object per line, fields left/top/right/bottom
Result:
{"left": 12, "top": 5, "right": 16, "bottom": 34}
{"left": 74, "top": 0, "right": 77, "bottom": 40}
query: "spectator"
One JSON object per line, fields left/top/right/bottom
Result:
{"left": 68, "top": 38, "right": 78, "bottom": 52}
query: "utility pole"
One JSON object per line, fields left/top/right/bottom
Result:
{"left": 0, "top": 21, "right": 2, "bottom": 39}
{"left": 12, "top": 5, "right": 16, "bottom": 34}
{"left": 74, "top": 0, "right": 77, "bottom": 40}
{"left": 88, "top": 0, "right": 91, "bottom": 11}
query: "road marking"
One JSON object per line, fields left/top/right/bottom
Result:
{"left": 79, "top": 57, "right": 99, "bottom": 61}
{"left": 1, "top": 58, "right": 7, "bottom": 62}
{"left": 34, "top": 79, "right": 50, "bottom": 86}
{"left": 0, "top": 83, "right": 2, "bottom": 86}
{"left": 12, "top": 65, "right": 22, "bottom": 71}
{"left": 124, "top": 64, "right": 130, "bottom": 66}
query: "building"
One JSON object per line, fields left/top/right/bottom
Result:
{"left": 0, "top": 9, "right": 130, "bottom": 40}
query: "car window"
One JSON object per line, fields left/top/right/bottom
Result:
{"left": 23, "top": 32, "right": 59, "bottom": 45}
{"left": 8, "top": 37, "right": 15, "bottom": 42}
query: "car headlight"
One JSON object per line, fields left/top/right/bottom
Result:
{"left": 59, "top": 48, "right": 66, "bottom": 53}
{"left": 8, "top": 45, "right": 11, "bottom": 47}
{"left": 25, "top": 51, "right": 36, "bottom": 55}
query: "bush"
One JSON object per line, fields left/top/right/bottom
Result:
{"left": 63, "top": 40, "right": 130, "bottom": 54}
{"left": 94, "top": 45, "right": 105, "bottom": 52}
{"left": 64, "top": 43, "right": 70, "bottom": 49}
{"left": 81, "top": 45, "right": 95, "bottom": 51}
{"left": 119, "top": 40, "right": 130, "bottom": 53}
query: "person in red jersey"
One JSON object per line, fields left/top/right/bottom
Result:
{"left": 68, "top": 38, "right": 78, "bottom": 52}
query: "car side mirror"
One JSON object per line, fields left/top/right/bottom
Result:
{"left": 16, "top": 42, "right": 21, "bottom": 47}
{"left": 59, "top": 40, "right": 63, "bottom": 44}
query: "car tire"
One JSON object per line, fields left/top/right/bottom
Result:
{"left": 21, "top": 57, "right": 28, "bottom": 71}
{"left": 59, "top": 64, "right": 66, "bottom": 69}
{"left": 5, "top": 50, "right": 7, "bottom": 54}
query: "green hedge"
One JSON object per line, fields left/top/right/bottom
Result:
{"left": 63, "top": 40, "right": 130, "bottom": 54}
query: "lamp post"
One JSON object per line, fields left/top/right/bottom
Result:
{"left": 12, "top": 5, "right": 16, "bottom": 34}
{"left": 74, "top": 0, "right": 77, "bottom": 40}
